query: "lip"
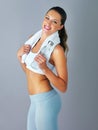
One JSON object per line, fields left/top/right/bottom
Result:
{"left": 44, "top": 25, "right": 51, "bottom": 31}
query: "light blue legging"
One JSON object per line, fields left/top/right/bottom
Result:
{"left": 27, "top": 89, "right": 61, "bottom": 130}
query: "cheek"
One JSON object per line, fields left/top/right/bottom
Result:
{"left": 55, "top": 25, "right": 63, "bottom": 31}
{"left": 42, "top": 22, "right": 45, "bottom": 28}
{"left": 52, "top": 25, "right": 60, "bottom": 31}
{"left": 42, "top": 20, "right": 47, "bottom": 29}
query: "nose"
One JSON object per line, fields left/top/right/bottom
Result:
{"left": 47, "top": 19, "right": 52, "bottom": 25}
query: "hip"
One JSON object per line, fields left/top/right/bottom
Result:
{"left": 29, "top": 89, "right": 61, "bottom": 106}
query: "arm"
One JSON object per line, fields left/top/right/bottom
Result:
{"left": 17, "top": 45, "right": 31, "bottom": 72}
{"left": 35, "top": 45, "right": 68, "bottom": 93}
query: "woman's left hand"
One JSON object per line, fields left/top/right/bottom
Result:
{"left": 34, "top": 54, "right": 48, "bottom": 70}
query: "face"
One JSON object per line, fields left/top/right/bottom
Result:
{"left": 42, "top": 10, "right": 63, "bottom": 36}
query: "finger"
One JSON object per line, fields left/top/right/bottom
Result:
{"left": 24, "top": 45, "right": 31, "bottom": 52}
{"left": 35, "top": 56, "right": 46, "bottom": 63}
{"left": 34, "top": 55, "right": 45, "bottom": 63}
{"left": 24, "top": 45, "right": 31, "bottom": 49}
{"left": 37, "top": 54, "right": 46, "bottom": 60}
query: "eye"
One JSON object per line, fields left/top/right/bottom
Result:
{"left": 45, "top": 16, "right": 49, "bottom": 20}
{"left": 52, "top": 20, "right": 57, "bottom": 24}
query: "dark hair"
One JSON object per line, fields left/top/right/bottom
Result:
{"left": 47, "top": 6, "right": 68, "bottom": 53}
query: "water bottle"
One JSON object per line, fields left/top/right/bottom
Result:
{"left": 40, "top": 40, "right": 54, "bottom": 58}
{"left": 30, "top": 40, "right": 54, "bottom": 69}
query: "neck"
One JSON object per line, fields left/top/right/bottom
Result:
{"left": 40, "top": 32, "right": 48, "bottom": 41}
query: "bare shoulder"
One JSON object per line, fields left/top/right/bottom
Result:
{"left": 52, "top": 44, "right": 67, "bottom": 61}
{"left": 54, "top": 44, "right": 64, "bottom": 53}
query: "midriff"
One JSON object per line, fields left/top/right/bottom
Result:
{"left": 26, "top": 68, "right": 53, "bottom": 95}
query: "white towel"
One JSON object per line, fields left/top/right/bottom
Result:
{"left": 21, "top": 29, "right": 60, "bottom": 63}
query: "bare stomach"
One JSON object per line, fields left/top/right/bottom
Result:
{"left": 26, "top": 69, "right": 53, "bottom": 95}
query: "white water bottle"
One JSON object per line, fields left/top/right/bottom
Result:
{"left": 30, "top": 41, "right": 54, "bottom": 69}
{"left": 40, "top": 40, "right": 54, "bottom": 58}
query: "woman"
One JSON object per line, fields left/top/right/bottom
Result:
{"left": 17, "top": 6, "right": 68, "bottom": 130}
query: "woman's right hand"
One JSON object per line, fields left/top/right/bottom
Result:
{"left": 17, "top": 44, "right": 31, "bottom": 61}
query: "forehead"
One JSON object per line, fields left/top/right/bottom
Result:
{"left": 46, "top": 10, "right": 61, "bottom": 20}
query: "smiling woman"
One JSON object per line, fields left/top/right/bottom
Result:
{"left": 17, "top": 6, "right": 68, "bottom": 130}
{"left": 42, "top": 10, "right": 63, "bottom": 34}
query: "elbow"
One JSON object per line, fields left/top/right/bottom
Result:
{"left": 61, "top": 86, "right": 67, "bottom": 93}
{"left": 60, "top": 83, "right": 68, "bottom": 93}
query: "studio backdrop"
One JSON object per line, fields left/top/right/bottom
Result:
{"left": 0, "top": 0, "right": 98, "bottom": 130}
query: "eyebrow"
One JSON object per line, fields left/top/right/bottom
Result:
{"left": 45, "top": 14, "right": 60, "bottom": 22}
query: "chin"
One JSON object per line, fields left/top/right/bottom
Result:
{"left": 42, "top": 29, "right": 51, "bottom": 35}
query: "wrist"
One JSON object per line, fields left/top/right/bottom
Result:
{"left": 42, "top": 66, "right": 50, "bottom": 74}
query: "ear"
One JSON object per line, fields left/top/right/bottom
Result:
{"left": 58, "top": 25, "right": 64, "bottom": 30}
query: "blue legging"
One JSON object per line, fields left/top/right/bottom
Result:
{"left": 27, "top": 89, "right": 61, "bottom": 130}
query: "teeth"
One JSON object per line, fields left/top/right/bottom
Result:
{"left": 44, "top": 25, "right": 50, "bottom": 30}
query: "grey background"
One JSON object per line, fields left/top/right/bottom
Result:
{"left": 0, "top": 0, "right": 98, "bottom": 130}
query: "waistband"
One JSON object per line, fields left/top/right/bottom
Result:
{"left": 29, "top": 89, "right": 58, "bottom": 102}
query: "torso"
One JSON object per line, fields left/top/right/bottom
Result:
{"left": 25, "top": 38, "right": 53, "bottom": 95}
{"left": 25, "top": 69, "right": 53, "bottom": 95}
